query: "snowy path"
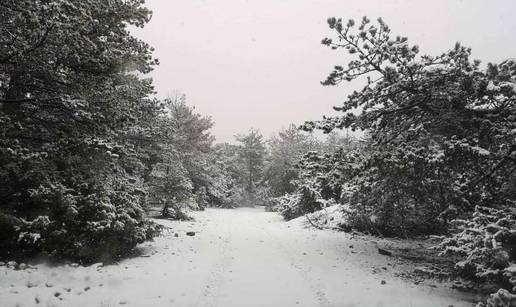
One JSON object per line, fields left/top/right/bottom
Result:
{"left": 1, "top": 208, "right": 476, "bottom": 307}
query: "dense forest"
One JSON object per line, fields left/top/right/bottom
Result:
{"left": 1, "top": 1, "right": 515, "bottom": 306}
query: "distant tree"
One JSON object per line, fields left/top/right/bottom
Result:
{"left": 264, "top": 125, "right": 321, "bottom": 197}
{"left": 163, "top": 95, "right": 215, "bottom": 210}
{"left": 323, "top": 131, "right": 359, "bottom": 152}
{"left": 235, "top": 129, "right": 267, "bottom": 193}
{"left": 206, "top": 143, "right": 242, "bottom": 208}
{"left": 131, "top": 94, "right": 220, "bottom": 215}
{"left": 149, "top": 152, "right": 193, "bottom": 219}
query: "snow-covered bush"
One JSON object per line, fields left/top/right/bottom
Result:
{"left": 439, "top": 205, "right": 516, "bottom": 306}
{"left": 276, "top": 183, "right": 322, "bottom": 220}
{"left": 481, "top": 288, "right": 516, "bottom": 307}
{"left": 274, "top": 148, "right": 361, "bottom": 220}
{"left": 440, "top": 206, "right": 516, "bottom": 280}
{"left": 344, "top": 140, "right": 455, "bottom": 235}
{"left": 0, "top": 174, "right": 161, "bottom": 262}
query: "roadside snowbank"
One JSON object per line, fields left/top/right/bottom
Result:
{"left": 287, "top": 204, "right": 349, "bottom": 230}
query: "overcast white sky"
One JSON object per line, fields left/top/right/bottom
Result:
{"left": 134, "top": 0, "right": 516, "bottom": 142}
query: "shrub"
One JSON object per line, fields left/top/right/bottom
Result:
{"left": 439, "top": 205, "right": 516, "bottom": 306}
{"left": 0, "top": 179, "right": 161, "bottom": 263}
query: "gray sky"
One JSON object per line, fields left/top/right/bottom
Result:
{"left": 135, "top": 0, "right": 516, "bottom": 142}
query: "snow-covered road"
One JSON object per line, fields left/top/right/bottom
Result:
{"left": 1, "top": 207, "right": 477, "bottom": 307}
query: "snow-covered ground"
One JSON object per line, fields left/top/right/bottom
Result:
{"left": 1, "top": 207, "right": 478, "bottom": 307}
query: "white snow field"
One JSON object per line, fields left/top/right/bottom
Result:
{"left": 1, "top": 207, "right": 478, "bottom": 307}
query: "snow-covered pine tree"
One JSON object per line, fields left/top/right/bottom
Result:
{"left": 302, "top": 16, "right": 515, "bottom": 235}
{"left": 302, "top": 16, "right": 516, "bottom": 303}
{"left": 0, "top": 0, "right": 160, "bottom": 262}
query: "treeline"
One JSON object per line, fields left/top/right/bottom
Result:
{"left": 0, "top": 0, "right": 343, "bottom": 263}
{"left": 233, "top": 125, "right": 359, "bottom": 212}
{"left": 266, "top": 17, "right": 515, "bottom": 306}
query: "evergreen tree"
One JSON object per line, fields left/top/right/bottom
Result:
{"left": 303, "top": 16, "right": 516, "bottom": 234}
{"left": 0, "top": 0, "right": 159, "bottom": 261}
{"left": 235, "top": 129, "right": 267, "bottom": 194}
{"left": 142, "top": 95, "right": 218, "bottom": 215}
{"left": 301, "top": 16, "right": 515, "bottom": 304}
{"left": 264, "top": 125, "right": 320, "bottom": 197}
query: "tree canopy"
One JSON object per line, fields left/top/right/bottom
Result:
{"left": 300, "top": 16, "right": 516, "bottom": 233}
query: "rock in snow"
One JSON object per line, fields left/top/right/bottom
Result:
{"left": 378, "top": 248, "right": 393, "bottom": 256}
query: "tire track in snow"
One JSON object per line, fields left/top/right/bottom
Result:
{"left": 196, "top": 218, "right": 235, "bottom": 307}
{"left": 262, "top": 221, "right": 336, "bottom": 307}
